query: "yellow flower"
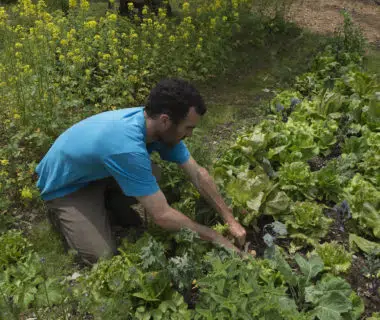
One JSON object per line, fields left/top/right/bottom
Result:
{"left": 102, "top": 53, "right": 111, "bottom": 60}
{"left": 182, "top": 2, "right": 189, "bottom": 11}
{"left": 0, "top": 7, "right": 8, "bottom": 26}
{"left": 115, "top": 59, "right": 121, "bottom": 64}
{"left": 59, "top": 54, "right": 65, "bottom": 61}
{"left": 108, "top": 13, "right": 117, "bottom": 21}
{"left": 15, "top": 42, "right": 23, "bottom": 49}
{"left": 22, "top": 64, "right": 31, "bottom": 74}
{"left": 84, "top": 20, "right": 97, "bottom": 28}
{"left": 169, "top": 35, "right": 175, "bottom": 42}
{"left": 142, "top": 6, "right": 148, "bottom": 15}
{"left": 158, "top": 8, "right": 166, "bottom": 19}
{"left": 14, "top": 113, "right": 21, "bottom": 119}
{"left": 222, "top": 16, "right": 227, "bottom": 22}
{"left": 67, "top": 28, "right": 76, "bottom": 40}
{"left": 60, "top": 39, "right": 68, "bottom": 46}
{"left": 94, "top": 34, "right": 101, "bottom": 40}
{"left": 210, "top": 18, "right": 216, "bottom": 29}
{"left": 21, "top": 186, "right": 33, "bottom": 199}
{"left": 72, "top": 56, "right": 82, "bottom": 63}
{"left": 0, "top": 171, "right": 8, "bottom": 177}
{"left": 69, "top": 0, "right": 76, "bottom": 9}
{"left": 80, "top": 0, "right": 90, "bottom": 10}
{"left": 0, "top": 160, "right": 9, "bottom": 166}
{"left": 132, "top": 54, "right": 138, "bottom": 61}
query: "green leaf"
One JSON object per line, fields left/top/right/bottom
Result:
{"left": 284, "top": 201, "right": 332, "bottom": 245}
{"left": 344, "top": 174, "right": 380, "bottom": 239}
{"left": 305, "top": 275, "right": 352, "bottom": 304}
{"left": 349, "top": 234, "right": 380, "bottom": 255}
{"left": 295, "top": 254, "right": 324, "bottom": 281}
{"left": 263, "top": 191, "right": 290, "bottom": 216}
{"left": 342, "top": 292, "right": 364, "bottom": 320}
{"left": 310, "top": 291, "right": 352, "bottom": 320}
{"left": 132, "top": 292, "right": 160, "bottom": 302}
{"left": 264, "top": 246, "right": 297, "bottom": 286}
{"left": 314, "top": 242, "right": 352, "bottom": 274}
{"left": 246, "top": 192, "right": 265, "bottom": 212}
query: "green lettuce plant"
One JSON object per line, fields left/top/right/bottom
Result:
{"left": 313, "top": 241, "right": 352, "bottom": 275}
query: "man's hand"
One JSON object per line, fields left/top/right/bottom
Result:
{"left": 228, "top": 220, "right": 246, "bottom": 247}
{"left": 180, "top": 157, "right": 247, "bottom": 247}
{"left": 137, "top": 190, "right": 241, "bottom": 253}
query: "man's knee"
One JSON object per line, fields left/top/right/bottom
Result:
{"left": 81, "top": 242, "right": 116, "bottom": 265}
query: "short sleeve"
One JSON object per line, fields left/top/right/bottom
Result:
{"left": 103, "top": 152, "right": 160, "bottom": 197}
{"left": 157, "top": 141, "right": 190, "bottom": 164}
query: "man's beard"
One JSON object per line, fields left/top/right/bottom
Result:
{"left": 158, "top": 132, "right": 185, "bottom": 148}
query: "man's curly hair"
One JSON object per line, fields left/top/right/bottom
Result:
{"left": 145, "top": 78, "right": 206, "bottom": 124}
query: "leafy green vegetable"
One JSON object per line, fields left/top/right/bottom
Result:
{"left": 282, "top": 201, "right": 332, "bottom": 246}
{"left": 349, "top": 234, "right": 380, "bottom": 256}
{"left": 0, "top": 229, "right": 32, "bottom": 269}
{"left": 0, "top": 251, "right": 66, "bottom": 313}
{"left": 344, "top": 174, "right": 380, "bottom": 238}
{"left": 314, "top": 153, "right": 358, "bottom": 202}
{"left": 134, "top": 292, "right": 192, "bottom": 320}
{"left": 140, "top": 237, "right": 167, "bottom": 271}
{"left": 194, "top": 252, "right": 303, "bottom": 320}
{"left": 212, "top": 223, "right": 229, "bottom": 236}
{"left": 361, "top": 93, "right": 380, "bottom": 131}
{"left": 368, "top": 312, "right": 380, "bottom": 320}
{"left": 306, "top": 274, "right": 358, "bottom": 320}
{"left": 314, "top": 241, "right": 352, "bottom": 274}
{"left": 222, "top": 164, "right": 289, "bottom": 226}
{"left": 278, "top": 162, "right": 317, "bottom": 201}
{"left": 358, "top": 131, "right": 380, "bottom": 186}
{"left": 265, "top": 248, "right": 362, "bottom": 320}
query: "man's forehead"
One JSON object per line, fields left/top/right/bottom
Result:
{"left": 183, "top": 107, "right": 201, "bottom": 125}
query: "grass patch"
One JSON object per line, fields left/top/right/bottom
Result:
{"left": 28, "top": 220, "right": 77, "bottom": 277}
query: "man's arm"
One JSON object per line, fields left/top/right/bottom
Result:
{"left": 136, "top": 190, "right": 240, "bottom": 253}
{"left": 179, "top": 157, "right": 246, "bottom": 246}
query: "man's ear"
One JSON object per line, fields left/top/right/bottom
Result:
{"left": 158, "top": 113, "right": 172, "bottom": 130}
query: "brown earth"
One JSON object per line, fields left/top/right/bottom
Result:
{"left": 286, "top": 0, "right": 380, "bottom": 45}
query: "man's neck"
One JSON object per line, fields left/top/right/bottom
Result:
{"left": 144, "top": 111, "right": 158, "bottom": 144}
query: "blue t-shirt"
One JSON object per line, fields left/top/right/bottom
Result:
{"left": 35, "top": 107, "right": 190, "bottom": 201}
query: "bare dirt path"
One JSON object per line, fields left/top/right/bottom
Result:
{"left": 287, "top": 0, "right": 380, "bottom": 45}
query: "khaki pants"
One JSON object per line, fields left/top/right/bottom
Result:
{"left": 46, "top": 164, "right": 161, "bottom": 265}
